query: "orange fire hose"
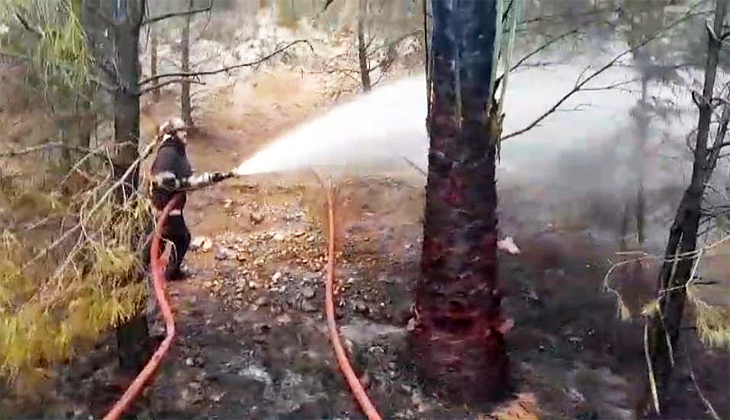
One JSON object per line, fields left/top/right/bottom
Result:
{"left": 324, "top": 183, "right": 383, "bottom": 420}
{"left": 103, "top": 193, "right": 183, "bottom": 420}
{"left": 103, "top": 184, "right": 381, "bottom": 419}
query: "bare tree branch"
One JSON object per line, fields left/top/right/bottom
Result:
{"left": 503, "top": 9, "right": 700, "bottom": 141}
{"left": 402, "top": 157, "right": 427, "bottom": 176}
{"left": 23, "top": 141, "right": 158, "bottom": 269}
{"left": 0, "top": 142, "right": 100, "bottom": 158}
{"left": 510, "top": 28, "right": 580, "bottom": 72}
{"left": 142, "top": 1, "right": 212, "bottom": 26}
{"left": 138, "top": 78, "right": 205, "bottom": 96}
{"left": 580, "top": 78, "right": 641, "bottom": 92}
{"left": 520, "top": 6, "right": 620, "bottom": 25}
{"left": 138, "top": 40, "right": 313, "bottom": 86}
{"left": 14, "top": 10, "right": 43, "bottom": 38}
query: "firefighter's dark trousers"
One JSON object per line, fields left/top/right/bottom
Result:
{"left": 142, "top": 213, "right": 191, "bottom": 280}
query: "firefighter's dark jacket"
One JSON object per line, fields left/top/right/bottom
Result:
{"left": 149, "top": 135, "right": 192, "bottom": 212}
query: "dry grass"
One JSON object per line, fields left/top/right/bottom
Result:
{"left": 0, "top": 133, "right": 155, "bottom": 395}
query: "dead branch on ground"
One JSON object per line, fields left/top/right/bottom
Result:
{"left": 682, "top": 340, "right": 722, "bottom": 420}
{"left": 23, "top": 141, "right": 158, "bottom": 268}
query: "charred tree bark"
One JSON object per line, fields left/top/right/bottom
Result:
{"left": 111, "top": 0, "right": 151, "bottom": 374}
{"left": 357, "top": 0, "right": 371, "bottom": 92}
{"left": 644, "top": 0, "right": 727, "bottom": 414}
{"left": 181, "top": 0, "right": 193, "bottom": 126}
{"left": 410, "top": 0, "right": 509, "bottom": 403}
{"left": 150, "top": 23, "right": 160, "bottom": 103}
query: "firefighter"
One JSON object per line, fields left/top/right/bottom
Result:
{"left": 143, "top": 117, "right": 232, "bottom": 280}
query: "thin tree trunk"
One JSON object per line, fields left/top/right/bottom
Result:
{"left": 150, "top": 23, "right": 160, "bottom": 103}
{"left": 644, "top": 0, "right": 727, "bottom": 414}
{"left": 636, "top": 77, "right": 649, "bottom": 246}
{"left": 357, "top": 0, "right": 371, "bottom": 91}
{"left": 79, "top": 0, "right": 99, "bottom": 170}
{"left": 111, "top": 0, "right": 150, "bottom": 374}
{"left": 181, "top": 0, "right": 193, "bottom": 126}
{"left": 410, "top": 0, "right": 509, "bottom": 403}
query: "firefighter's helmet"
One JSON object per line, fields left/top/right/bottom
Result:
{"left": 158, "top": 117, "right": 187, "bottom": 138}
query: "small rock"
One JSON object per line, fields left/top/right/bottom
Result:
{"left": 250, "top": 212, "right": 264, "bottom": 224}
{"left": 568, "top": 336, "right": 583, "bottom": 346}
{"left": 223, "top": 198, "right": 233, "bottom": 208}
{"left": 497, "top": 236, "right": 521, "bottom": 255}
{"left": 275, "top": 313, "right": 292, "bottom": 324}
{"left": 271, "top": 272, "right": 283, "bottom": 282}
{"left": 354, "top": 300, "right": 369, "bottom": 314}
{"left": 406, "top": 317, "right": 416, "bottom": 331}
{"left": 210, "top": 391, "right": 226, "bottom": 403}
{"left": 569, "top": 388, "right": 586, "bottom": 404}
{"left": 215, "top": 247, "right": 236, "bottom": 260}
{"left": 253, "top": 323, "right": 270, "bottom": 335}
{"left": 185, "top": 357, "right": 195, "bottom": 367}
{"left": 182, "top": 382, "right": 204, "bottom": 405}
{"left": 302, "top": 286, "right": 316, "bottom": 299}
{"left": 236, "top": 253, "right": 248, "bottom": 262}
{"left": 238, "top": 365, "right": 272, "bottom": 384}
{"left": 360, "top": 372, "right": 371, "bottom": 389}
{"left": 344, "top": 339, "right": 355, "bottom": 355}
{"left": 190, "top": 236, "right": 212, "bottom": 252}
{"left": 255, "top": 296, "right": 269, "bottom": 306}
{"left": 272, "top": 232, "right": 285, "bottom": 241}
{"left": 301, "top": 301, "right": 318, "bottom": 313}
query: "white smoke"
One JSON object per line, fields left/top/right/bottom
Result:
{"left": 234, "top": 75, "right": 431, "bottom": 176}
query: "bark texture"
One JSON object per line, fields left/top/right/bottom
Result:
{"left": 181, "top": 0, "right": 193, "bottom": 126}
{"left": 410, "top": 0, "right": 509, "bottom": 403}
{"left": 150, "top": 23, "right": 160, "bottom": 103}
{"left": 644, "top": 0, "right": 728, "bottom": 414}
{"left": 111, "top": 0, "right": 151, "bottom": 374}
{"left": 357, "top": 0, "right": 371, "bottom": 91}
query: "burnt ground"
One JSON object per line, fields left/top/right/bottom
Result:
{"left": 2, "top": 69, "right": 729, "bottom": 420}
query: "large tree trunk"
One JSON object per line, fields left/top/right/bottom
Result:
{"left": 410, "top": 0, "right": 509, "bottom": 403}
{"left": 644, "top": 0, "right": 727, "bottom": 414}
{"left": 181, "top": 0, "right": 193, "bottom": 126}
{"left": 111, "top": 0, "right": 151, "bottom": 374}
{"left": 357, "top": 0, "right": 371, "bottom": 91}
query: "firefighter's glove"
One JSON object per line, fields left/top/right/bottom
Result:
{"left": 211, "top": 171, "right": 232, "bottom": 183}
{"left": 151, "top": 172, "right": 181, "bottom": 191}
